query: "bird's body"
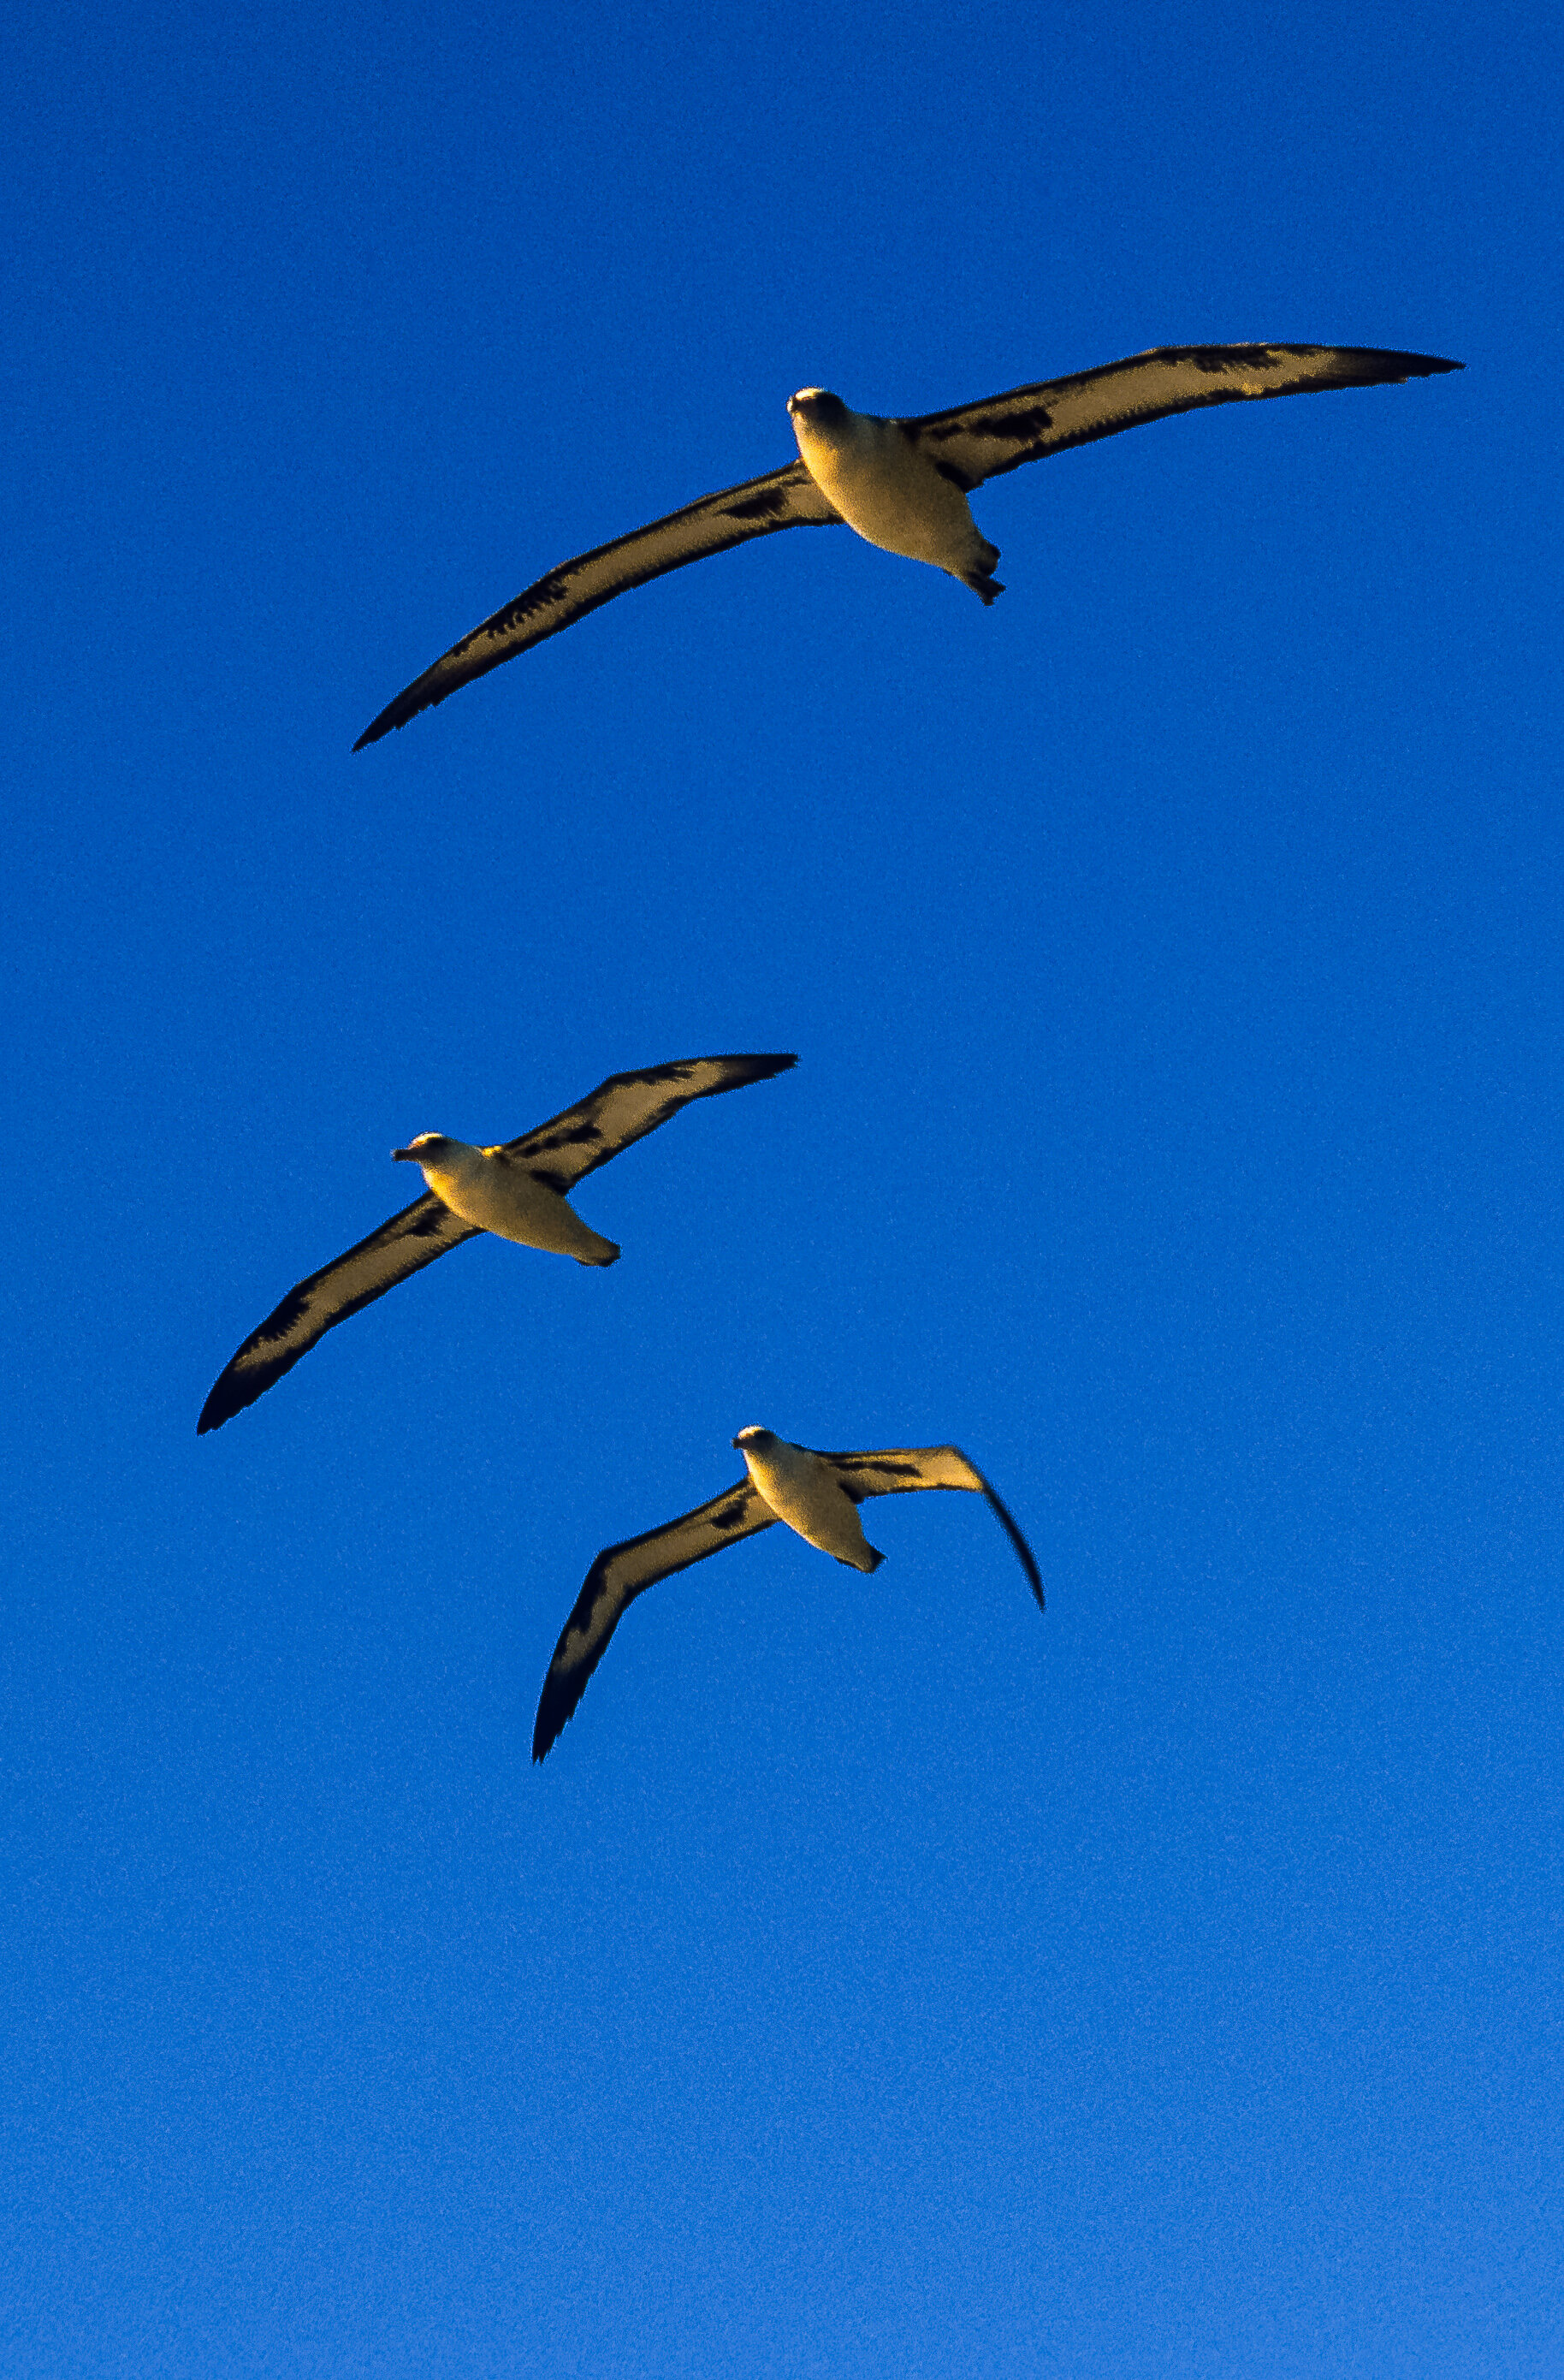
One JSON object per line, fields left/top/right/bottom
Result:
{"left": 354, "top": 343, "right": 1460, "bottom": 745}
{"left": 733, "top": 1424, "right": 884, "bottom": 1570}
{"left": 785, "top": 390, "right": 1002, "bottom": 600}
{"left": 392, "top": 1135, "right": 619, "bottom": 1265}
{"left": 531, "top": 1427, "right": 1045, "bottom": 1760}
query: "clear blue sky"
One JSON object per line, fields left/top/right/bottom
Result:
{"left": 3, "top": 0, "right": 1559, "bottom": 2371}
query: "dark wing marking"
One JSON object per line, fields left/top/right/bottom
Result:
{"left": 533, "top": 1479, "right": 776, "bottom": 1760}
{"left": 505, "top": 1052, "right": 797, "bottom": 1196}
{"left": 900, "top": 344, "right": 1462, "bottom": 491}
{"left": 198, "top": 1193, "right": 478, "bottom": 1433}
{"left": 821, "top": 1445, "right": 1045, "bottom": 1611}
{"left": 355, "top": 460, "right": 842, "bottom": 746}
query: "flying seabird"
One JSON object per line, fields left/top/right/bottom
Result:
{"left": 355, "top": 342, "right": 1461, "bottom": 746}
{"left": 197, "top": 1053, "right": 796, "bottom": 1433}
{"left": 532, "top": 1426, "right": 1044, "bottom": 1761}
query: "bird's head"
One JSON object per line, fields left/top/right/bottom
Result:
{"left": 732, "top": 1426, "right": 778, "bottom": 1452}
{"left": 788, "top": 389, "right": 848, "bottom": 432}
{"left": 392, "top": 1132, "right": 453, "bottom": 1164}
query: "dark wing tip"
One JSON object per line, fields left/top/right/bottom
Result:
{"left": 354, "top": 657, "right": 458, "bottom": 748}
{"left": 1341, "top": 349, "right": 1460, "bottom": 382}
{"left": 955, "top": 1456, "right": 1045, "bottom": 1613}
{"left": 532, "top": 1667, "right": 583, "bottom": 1763}
{"left": 1308, "top": 346, "right": 1462, "bottom": 386}
{"left": 353, "top": 690, "right": 418, "bottom": 750}
{"left": 532, "top": 1546, "right": 620, "bottom": 1763}
{"left": 197, "top": 1374, "right": 255, "bottom": 1434}
{"left": 652, "top": 1048, "right": 798, "bottom": 1097}
{"left": 197, "top": 1316, "right": 325, "bottom": 1432}
{"left": 692, "top": 1049, "right": 797, "bottom": 1077}
{"left": 983, "top": 1481, "right": 1046, "bottom": 1612}
{"left": 734, "top": 1050, "right": 797, "bottom": 1079}
{"left": 197, "top": 1324, "right": 323, "bottom": 1433}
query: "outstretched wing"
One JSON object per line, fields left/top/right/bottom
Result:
{"left": 820, "top": 1445, "right": 1045, "bottom": 1611}
{"left": 506, "top": 1052, "right": 797, "bottom": 1196}
{"left": 900, "top": 344, "right": 1461, "bottom": 492}
{"left": 354, "top": 460, "right": 841, "bottom": 746}
{"left": 533, "top": 1478, "right": 776, "bottom": 1760}
{"left": 198, "top": 1193, "right": 478, "bottom": 1433}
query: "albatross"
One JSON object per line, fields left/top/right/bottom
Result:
{"left": 532, "top": 1426, "right": 1044, "bottom": 1761}
{"left": 197, "top": 1053, "right": 796, "bottom": 1433}
{"left": 355, "top": 341, "right": 1461, "bottom": 746}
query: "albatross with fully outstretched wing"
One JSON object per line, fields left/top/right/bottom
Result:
{"left": 356, "top": 342, "right": 1460, "bottom": 746}
{"left": 198, "top": 1053, "right": 796, "bottom": 1433}
{"left": 532, "top": 1427, "right": 1044, "bottom": 1761}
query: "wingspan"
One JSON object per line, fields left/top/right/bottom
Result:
{"left": 821, "top": 1445, "right": 1045, "bottom": 1611}
{"left": 901, "top": 343, "right": 1462, "bottom": 491}
{"left": 197, "top": 1194, "right": 479, "bottom": 1433}
{"left": 506, "top": 1053, "right": 797, "bottom": 1196}
{"left": 533, "top": 1479, "right": 776, "bottom": 1760}
{"left": 198, "top": 1055, "right": 795, "bottom": 1432}
{"left": 354, "top": 462, "right": 842, "bottom": 746}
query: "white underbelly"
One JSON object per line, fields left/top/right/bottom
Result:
{"left": 429, "top": 1158, "right": 619, "bottom": 1264}
{"left": 803, "top": 427, "right": 979, "bottom": 571}
{"left": 746, "top": 1447, "right": 874, "bottom": 1568}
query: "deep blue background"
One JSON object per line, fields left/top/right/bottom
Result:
{"left": 4, "top": 1, "right": 1559, "bottom": 2371}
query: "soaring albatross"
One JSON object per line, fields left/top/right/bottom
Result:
{"left": 198, "top": 1053, "right": 796, "bottom": 1433}
{"left": 532, "top": 1426, "right": 1044, "bottom": 1761}
{"left": 356, "top": 342, "right": 1460, "bottom": 746}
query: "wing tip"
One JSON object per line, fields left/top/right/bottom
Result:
{"left": 355, "top": 671, "right": 449, "bottom": 750}
{"left": 532, "top": 1676, "right": 578, "bottom": 1763}
{"left": 1363, "top": 349, "right": 1460, "bottom": 382}
{"left": 1272, "top": 345, "right": 1463, "bottom": 381}
{"left": 969, "top": 1467, "right": 1045, "bottom": 1612}
{"left": 1316, "top": 346, "right": 1463, "bottom": 386}
{"left": 676, "top": 1048, "right": 799, "bottom": 1092}
{"left": 197, "top": 1382, "right": 241, "bottom": 1434}
{"left": 353, "top": 702, "right": 406, "bottom": 751}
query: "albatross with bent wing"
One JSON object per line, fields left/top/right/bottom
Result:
{"left": 197, "top": 1053, "right": 796, "bottom": 1433}
{"left": 532, "top": 1426, "right": 1045, "bottom": 1761}
{"left": 356, "top": 341, "right": 1460, "bottom": 746}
